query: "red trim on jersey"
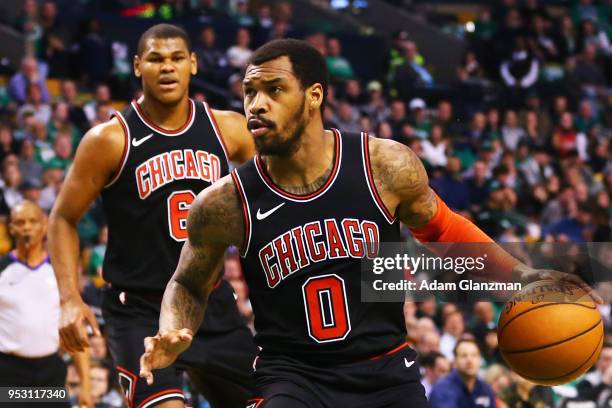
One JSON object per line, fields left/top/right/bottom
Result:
{"left": 368, "top": 342, "right": 410, "bottom": 361}
{"left": 254, "top": 129, "right": 341, "bottom": 201}
{"left": 106, "top": 113, "right": 130, "bottom": 186}
{"left": 203, "top": 102, "right": 230, "bottom": 162}
{"left": 212, "top": 278, "right": 222, "bottom": 289}
{"left": 231, "top": 170, "right": 250, "bottom": 256}
{"left": 136, "top": 388, "right": 184, "bottom": 408}
{"left": 362, "top": 133, "right": 396, "bottom": 222}
{"left": 132, "top": 99, "right": 194, "bottom": 135}
{"left": 116, "top": 365, "right": 137, "bottom": 408}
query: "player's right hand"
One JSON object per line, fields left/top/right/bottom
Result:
{"left": 59, "top": 297, "right": 101, "bottom": 353}
{"left": 139, "top": 329, "right": 193, "bottom": 385}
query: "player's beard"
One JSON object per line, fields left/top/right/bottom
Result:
{"left": 254, "top": 98, "right": 306, "bottom": 156}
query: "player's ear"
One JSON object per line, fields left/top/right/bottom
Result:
{"left": 190, "top": 52, "right": 197, "bottom": 76}
{"left": 307, "top": 83, "right": 323, "bottom": 111}
{"left": 133, "top": 55, "right": 142, "bottom": 78}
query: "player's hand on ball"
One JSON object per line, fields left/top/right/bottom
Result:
{"left": 59, "top": 298, "right": 101, "bottom": 353}
{"left": 139, "top": 328, "right": 193, "bottom": 385}
{"left": 516, "top": 265, "right": 603, "bottom": 304}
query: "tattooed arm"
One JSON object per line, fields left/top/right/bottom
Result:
{"left": 367, "top": 137, "right": 601, "bottom": 298}
{"left": 368, "top": 137, "right": 437, "bottom": 228}
{"left": 140, "top": 175, "right": 245, "bottom": 384}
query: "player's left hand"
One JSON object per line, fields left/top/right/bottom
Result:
{"left": 139, "top": 328, "right": 193, "bottom": 385}
{"left": 516, "top": 265, "right": 603, "bottom": 304}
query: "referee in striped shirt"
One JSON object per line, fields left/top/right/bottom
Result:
{"left": 0, "top": 201, "right": 92, "bottom": 407}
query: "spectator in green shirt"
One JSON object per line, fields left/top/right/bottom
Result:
{"left": 326, "top": 37, "right": 354, "bottom": 82}
{"left": 43, "top": 131, "right": 73, "bottom": 171}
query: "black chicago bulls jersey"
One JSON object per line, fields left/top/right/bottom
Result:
{"left": 102, "top": 99, "right": 229, "bottom": 291}
{"left": 233, "top": 130, "right": 406, "bottom": 364}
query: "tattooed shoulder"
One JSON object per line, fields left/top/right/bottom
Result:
{"left": 368, "top": 137, "right": 437, "bottom": 228}
{"left": 187, "top": 174, "right": 245, "bottom": 247}
{"left": 368, "top": 137, "right": 428, "bottom": 199}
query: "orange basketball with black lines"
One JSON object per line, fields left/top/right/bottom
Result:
{"left": 498, "top": 279, "right": 604, "bottom": 385}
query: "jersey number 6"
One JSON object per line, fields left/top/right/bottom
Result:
{"left": 302, "top": 274, "right": 352, "bottom": 343}
{"left": 167, "top": 190, "right": 196, "bottom": 242}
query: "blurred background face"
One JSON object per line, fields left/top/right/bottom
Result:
{"left": 560, "top": 112, "right": 574, "bottom": 129}
{"left": 236, "top": 28, "right": 250, "bottom": 47}
{"left": 4, "top": 164, "right": 22, "bottom": 188}
{"left": 455, "top": 341, "right": 481, "bottom": 378}
{"left": 377, "top": 122, "right": 392, "bottom": 139}
{"left": 474, "top": 302, "right": 494, "bottom": 323}
{"left": 21, "top": 139, "right": 35, "bottom": 160}
{"left": 0, "top": 128, "right": 12, "bottom": 146}
{"left": 90, "top": 366, "right": 109, "bottom": 401}
{"left": 444, "top": 311, "right": 464, "bottom": 336}
{"left": 418, "top": 331, "right": 440, "bottom": 353}
{"left": 54, "top": 135, "right": 73, "bottom": 159}
{"left": 54, "top": 102, "right": 69, "bottom": 122}
{"left": 28, "top": 84, "right": 42, "bottom": 104}
{"left": 447, "top": 157, "right": 462, "bottom": 175}
{"left": 96, "top": 85, "right": 110, "bottom": 103}
{"left": 504, "top": 110, "right": 518, "bottom": 127}
{"left": 90, "top": 335, "right": 107, "bottom": 360}
{"left": 61, "top": 81, "right": 77, "bottom": 102}
{"left": 201, "top": 27, "right": 215, "bottom": 47}
{"left": 438, "top": 101, "right": 452, "bottom": 121}
{"left": 327, "top": 38, "right": 341, "bottom": 56}
{"left": 390, "top": 101, "right": 405, "bottom": 120}
{"left": 433, "top": 356, "right": 451, "bottom": 380}
{"left": 430, "top": 125, "right": 443, "bottom": 142}
{"left": 472, "top": 112, "right": 486, "bottom": 130}
{"left": 597, "top": 346, "right": 612, "bottom": 374}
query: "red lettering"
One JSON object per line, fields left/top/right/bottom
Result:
{"left": 291, "top": 227, "right": 310, "bottom": 269}
{"left": 162, "top": 152, "right": 173, "bottom": 183}
{"left": 273, "top": 232, "right": 298, "bottom": 278}
{"left": 136, "top": 164, "right": 150, "bottom": 199}
{"left": 259, "top": 244, "right": 281, "bottom": 288}
{"left": 210, "top": 154, "right": 221, "bottom": 182}
{"left": 148, "top": 156, "right": 164, "bottom": 190}
{"left": 325, "top": 219, "right": 348, "bottom": 259}
{"left": 361, "top": 221, "right": 380, "bottom": 258}
{"left": 196, "top": 151, "right": 211, "bottom": 182}
{"left": 184, "top": 150, "right": 198, "bottom": 178}
{"left": 304, "top": 222, "right": 326, "bottom": 262}
{"left": 170, "top": 150, "right": 184, "bottom": 179}
{"left": 342, "top": 219, "right": 364, "bottom": 257}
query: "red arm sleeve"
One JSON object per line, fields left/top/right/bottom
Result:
{"left": 408, "top": 194, "right": 519, "bottom": 280}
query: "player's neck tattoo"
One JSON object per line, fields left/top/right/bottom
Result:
{"left": 277, "top": 159, "right": 334, "bottom": 196}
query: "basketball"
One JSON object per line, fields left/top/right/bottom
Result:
{"left": 498, "top": 279, "right": 604, "bottom": 386}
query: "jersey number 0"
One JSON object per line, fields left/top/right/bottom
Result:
{"left": 302, "top": 274, "right": 352, "bottom": 343}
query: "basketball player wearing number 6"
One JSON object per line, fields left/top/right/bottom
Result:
{"left": 49, "top": 24, "right": 257, "bottom": 408}
{"left": 140, "top": 39, "right": 599, "bottom": 407}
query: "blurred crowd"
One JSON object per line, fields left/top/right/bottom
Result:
{"left": 0, "top": 0, "right": 610, "bottom": 407}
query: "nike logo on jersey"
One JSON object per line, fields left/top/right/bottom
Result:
{"left": 404, "top": 358, "right": 415, "bottom": 368}
{"left": 256, "top": 203, "right": 285, "bottom": 220}
{"left": 132, "top": 133, "right": 154, "bottom": 147}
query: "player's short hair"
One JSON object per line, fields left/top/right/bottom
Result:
{"left": 248, "top": 39, "right": 328, "bottom": 112}
{"left": 137, "top": 23, "right": 191, "bottom": 56}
